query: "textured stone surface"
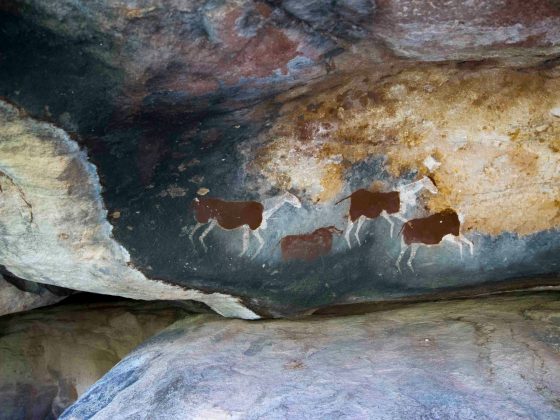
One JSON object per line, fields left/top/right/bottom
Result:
{"left": 0, "top": 2, "right": 559, "bottom": 317}
{"left": 0, "top": 100, "right": 258, "bottom": 318}
{"left": 371, "top": 0, "right": 560, "bottom": 63}
{"left": 256, "top": 65, "right": 560, "bottom": 233}
{"left": 0, "top": 273, "right": 67, "bottom": 316}
{"left": 4, "top": 0, "right": 560, "bottom": 117}
{"left": 0, "top": 299, "right": 192, "bottom": 419}
{"left": 62, "top": 293, "right": 560, "bottom": 419}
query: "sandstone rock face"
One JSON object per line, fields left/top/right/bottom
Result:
{"left": 0, "top": 2, "right": 559, "bottom": 317}
{"left": 258, "top": 65, "right": 560, "bottom": 235}
{"left": 62, "top": 293, "right": 560, "bottom": 419}
{"left": 0, "top": 300, "right": 191, "bottom": 419}
{"left": 371, "top": 0, "right": 560, "bottom": 63}
{"left": 0, "top": 274, "right": 68, "bottom": 316}
{"left": 5, "top": 0, "right": 560, "bottom": 116}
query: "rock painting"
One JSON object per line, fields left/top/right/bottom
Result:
{"left": 189, "top": 192, "right": 301, "bottom": 258}
{"left": 280, "top": 226, "right": 342, "bottom": 262}
{"left": 188, "top": 175, "right": 475, "bottom": 269}
{"left": 396, "top": 209, "right": 474, "bottom": 272}
{"left": 336, "top": 176, "right": 438, "bottom": 247}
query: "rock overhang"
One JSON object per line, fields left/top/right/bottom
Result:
{"left": 0, "top": 0, "right": 559, "bottom": 318}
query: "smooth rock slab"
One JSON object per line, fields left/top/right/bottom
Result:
{"left": 0, "top": 299, "right": 192, "bottom": 419}
{"left": 63, "top": 293, "right": 560, "bottom": 419}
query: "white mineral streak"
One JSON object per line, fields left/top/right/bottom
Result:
{"left": 0, "top": 100, "right": 259, "bottom": 319}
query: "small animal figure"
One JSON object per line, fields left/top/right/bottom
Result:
{"left": 189, "top": 192, "right": 301, "bottom": 258}
{"left": 396, "top": 208, "right": 474, "bottom": 272}
{"left": 280, "top": 226, "right": 342, "bottom": 262}
{"left": 336, "top": 176, "right": 438, "bottom": 248}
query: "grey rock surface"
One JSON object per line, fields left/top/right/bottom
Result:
{"left": 0, "top": 273, "right": 68, "bottom": 316}
{"left": 63, "top": 293, "right": 560, "bottom": 419}
{"left": 0, "top": 299, "right": 192, "bottom": 419}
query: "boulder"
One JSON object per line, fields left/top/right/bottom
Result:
{"left": 0, "top": 299, "right": 193, "bottom": 419}
{"left": 62, "top": 293, "right": 560, "bottom": 419}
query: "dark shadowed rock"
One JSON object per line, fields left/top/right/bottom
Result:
{"left": 62, "top": 293, "right": 560, "bottom": 419}
{"left": 0, "top": 100, "right": 259, "bottom": 318}
{"left": 0, "top": 300, "right": 194, "bottom": 419}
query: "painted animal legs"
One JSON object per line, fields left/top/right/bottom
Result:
{"left": 189, "top": 222, "right": 204, "bottom": 245}
{"left": 460, "top": 235, "right": 474, "bottom": 256}
{"left": 199, "top": 219, "right": 217, "bottom": 252}
{"left": 344, "top": 219, "right": 355, "bottom": 249}
{"left": 251, "top": 229, "right": 264, "bottom": 259}
{"left": 395, "top": 239, "right": 408, "bottom": 273}
{"left": 445, "top": 234, "right": 473, "bottom": 260}
{"left": 443, "top": 234, "right": 463, "bottom": 259}
{"left": 381, "top": 210, "right": 395, "bottom": 237}
{"left": 407, "top": 243, "right": 419, "bottom": 271}
{"left": 354, "top": 216, "right": 366, "bottom": 246}
{"left": 393, "top": 213, "right": 407, "bottom": 222}
{"left": 239, "top": 226, "right": 250, "bottom": 257}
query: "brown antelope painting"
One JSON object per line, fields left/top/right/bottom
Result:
{"left": 396, "top": 208, "right": 474, "bottom": 272}
{"left": 336, "top": 176, "right": 438, "bottom": 248}
{"left": 189, "top": 192, "right": 301, "bottom": 258}
{"left": 280, "top": 226, "right": 342, "bottom": 262}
